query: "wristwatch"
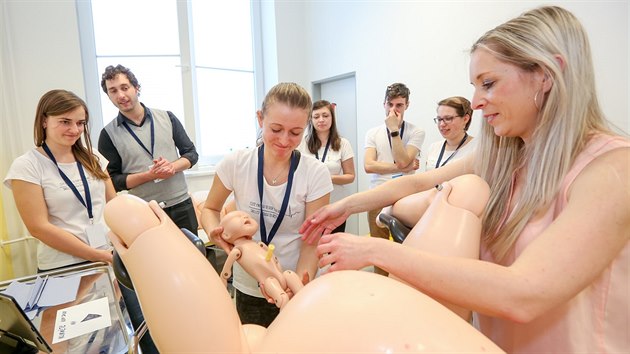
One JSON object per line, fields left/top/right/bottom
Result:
{"left": 389, "top": 130, "right": 400, "bottom": 138}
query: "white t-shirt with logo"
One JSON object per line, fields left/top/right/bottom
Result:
{"left": 217, "top": 147, "right": 333, "bottom": 297}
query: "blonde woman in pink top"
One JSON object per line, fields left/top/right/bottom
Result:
{"left": 301, "top": 6, "right": 629, "bottom": 353}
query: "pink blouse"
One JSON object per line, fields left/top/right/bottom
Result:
{"left": 478, "top": 134, "right": 629, "bottom": 353}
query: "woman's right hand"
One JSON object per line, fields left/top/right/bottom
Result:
{"left": 299, "top": 202, "right": 350, "bottom": 244}
{"left": 209, "top": 226, "right": 233, "bottom": 254}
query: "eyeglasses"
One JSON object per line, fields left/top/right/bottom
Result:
{"left": 433, "top": 115, "right": 460, "bottom": 124}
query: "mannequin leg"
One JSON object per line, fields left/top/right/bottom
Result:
{"left": 283, "top": 270, "right": 304, "bottom": 296}
{"left": 105, "top": 195, "right": 245, "bottom": 353}
{"left": 262, "top": 278, "right": 290, "bottom": 309}
{"left": 389, "top": 189, "right": 437, "bottom": 228}
{"left": 395, "top": 174, "right": 490, "bottom": 320}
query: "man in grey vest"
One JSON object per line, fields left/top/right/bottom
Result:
{"left": 98, "top": 64, "right": 199, "bottom": 354}
{"left": 98, "top": 64, "right": 199, "bottom": 234}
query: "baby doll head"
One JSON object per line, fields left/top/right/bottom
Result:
{"left": 219, "top": 210, "right": 259, "bottom": 244}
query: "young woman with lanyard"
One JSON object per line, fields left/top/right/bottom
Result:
{"left": 299, "top": 100, "right": 355, "bottom": 233}
{"left": 201, "top": 83, "right": 332, "bottom": 327}
{"left": 4, "top": 89, "right": 116, "bottom": 272}
{"left": 425, "top": 96, "right": 475, "bottom": 171}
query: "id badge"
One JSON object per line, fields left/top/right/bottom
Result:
{"left": 86, "top": 223, "right": 108, "bottom": 248}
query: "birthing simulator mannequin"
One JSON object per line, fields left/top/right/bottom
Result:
{"left": 104, "top": 175, "right": 503, "bottom": 353}
{"left": 218, "top": 211, "right": 303, "bottom": 308}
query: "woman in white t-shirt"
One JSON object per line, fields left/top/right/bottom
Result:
{"left": 426, "top": 96, "right": 476, "bottom": 171}
{"left": 4, "top": 89, "right": 116, "bottom": 272}
{"left": 201, "top": 83, "right": 333, "bottom": 327}
{"left": 299, "top": 100, "right": 354, "bottom": 233}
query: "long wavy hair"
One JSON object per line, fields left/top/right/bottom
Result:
{"left": 34, "top": 89, "right": 108, "bottom": 180}
{"left": 472, "top": 6, "right": 611, "bottom": 261}
{"left": 305, "top": 100, "right": 341, "bottom": 154}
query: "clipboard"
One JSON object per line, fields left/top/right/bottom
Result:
{"left": 0, "top": 292, "right": 52, "bottom": 353}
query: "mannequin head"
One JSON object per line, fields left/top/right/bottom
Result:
{"left": 220, "top": 211, "right": 259, "bottom": 243}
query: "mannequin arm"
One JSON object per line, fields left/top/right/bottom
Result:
{"left": 220, "top": 248, "right": 242, "bottom": 284}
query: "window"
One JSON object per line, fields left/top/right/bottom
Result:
{"left": 77, "top": 0, "right": 262, "bottom": 166}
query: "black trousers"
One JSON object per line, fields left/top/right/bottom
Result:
{"left": 235, "top": 289, "right": 280, "bottom": 328}
{"left": 162, "top": 197, "right": 198, "bottom": 235}
{"left": 119, "top": 282, "right": 160, "bottom": 354}
{"left": 332, "top": 221, "right": 346, "bottom": 234}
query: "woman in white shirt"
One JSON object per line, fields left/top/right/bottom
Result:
{"left": 201, "top": 84, "right": 332, "bottom": 327}
{"left": 426, "top": 96, "right": 476, "bottom": 171}
{"left": 299, "top": 100, "right": 355, "bottom": 233}
{"left": 4, "top": 89, "right": 116, "bottom": 272}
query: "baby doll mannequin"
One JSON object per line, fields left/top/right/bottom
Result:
{"left": 219, "top": 211, "right": 304, "bottom": 308}
{"left": 104, "top": 179, "right": 503, "bottom": 353}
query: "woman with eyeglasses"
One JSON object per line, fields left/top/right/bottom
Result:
{"left": 426, "top": 96, "right": 476, "bottom": 171}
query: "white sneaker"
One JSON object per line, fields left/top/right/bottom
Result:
{"left": 375, "top": 206, "right": 393, "bottom": 228}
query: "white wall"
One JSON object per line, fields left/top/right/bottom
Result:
{"left": 272, "top": 0, "right": 629, "bottom": 234}
{"left": 1, "top": 0, "right": 87, "bottom": 276}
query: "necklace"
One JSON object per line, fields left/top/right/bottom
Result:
{"left": 270, "top": 165, "right": 289, "bottom": 185}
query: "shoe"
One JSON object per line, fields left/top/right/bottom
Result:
{"left": 375, "top": 206, "right": 393, "bottom": 228}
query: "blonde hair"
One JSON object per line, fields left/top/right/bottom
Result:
{"left": 471, "top": 6, "right": 611, "bottom": 260}
{"left": 257, "top": 82, "right": 312, "bottom": 146}
{"left": 260, "top": 82, "right": 312, "bottom": 116}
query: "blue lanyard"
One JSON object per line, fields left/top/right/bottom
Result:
{"left": 42, "top": 143, "right": 93, "bottom": 220}
{"left": 314, "top": 138, "right": 331, "bottom": 162}
{"left": 122, "top": 115, "right": 155, "bottom": 158}
{"left": 435, "top": 133, "right": 468, "bottom": 169}
{"left": 257, "top": 145, "right": 300, "bottom": 245}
